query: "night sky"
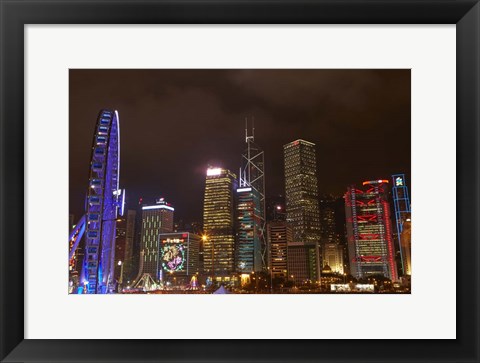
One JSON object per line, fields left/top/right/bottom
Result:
{"left": 69, "top": 69, "right": 410, "bottom": 223}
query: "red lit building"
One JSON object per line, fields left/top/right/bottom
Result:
{"left": 344, "top": 180, "right": 398, "bottom": 281}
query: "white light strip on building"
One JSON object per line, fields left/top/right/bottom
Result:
{"left": 286, "top": 139, "right": 315, "bottom": 146}
{"left": 142, "top": 205, "right": 175, "bottom": 211}
{"left": 207, "top": 168, "right": 222, "bottom": 176}
{"left": 237, "top": 187, "right": 252, "bottom": 192}
{"left": 297, "top": 139, "right": 315, "bottom": 146}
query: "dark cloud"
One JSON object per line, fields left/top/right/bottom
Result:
{"left": 69, "top": 69, "right": 410, "bottom": 222}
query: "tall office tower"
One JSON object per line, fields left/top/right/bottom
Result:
{"left": 345, "top": 180, "right": 398, "bottom": 281}
{"left": 114, "top": 216, "right": 127, "bottom": 281}
{"left": 283, "top": 139, "right": 321, "bottom": 244}
{"left": 319, "top": 196, "right": 344, "bottom": 274}
{"left": 203, "top": 167, "right": 237, "bottom": 276}
{"left": 140, "top": 198, "right": 174, "bottom": 279}
{"left": 319, "top": 196, "right": 339, "bottom": 245}
{"left": 391, "top": 174, "right": 412, "bottom": 276}
{"left": 236, "top": 186, "right": 263, "bottom": 273}
{"left": 283, "top": 139, "right": 321, "bottom": 280}
{"left": 238, "top": 120, "right": 266, "bottom": 268}
{"left": 267, "top": 221, "right": 291, "bottom": 279}
{"left": 322, "top": 243, "right": 344, "bottom": 274}
{"left": 123, "top": 209, "right": 136, "bottom": 280}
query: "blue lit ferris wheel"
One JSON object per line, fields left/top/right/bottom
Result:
{"left": 69, "top": 109, "right": 124, "bottom": 294}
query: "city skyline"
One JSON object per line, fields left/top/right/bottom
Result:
{"left": 69, "top": 69, "right": 411, "bottom": 223}
{"left": 68, "top": 69, "right": 411, "bottom": 294}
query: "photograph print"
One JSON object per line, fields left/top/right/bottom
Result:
{"left": 68, "top": 69, "right": 411, "bottom": 295}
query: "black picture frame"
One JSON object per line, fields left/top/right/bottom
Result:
{"left": 1, "top": 1, "right": 478, "bottom": 362}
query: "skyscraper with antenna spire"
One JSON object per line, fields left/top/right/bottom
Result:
{"left": 236, "top": 117, "right": 267, "bottom": 272}
{"left": 238, "top": 117, "right": 266, "bottom": 207}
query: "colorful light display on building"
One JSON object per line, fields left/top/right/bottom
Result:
{"left": 161, "top": 238, "right": 186, "bottom": 272}
{"left": 344, "top": 179, "right": 398, "bottom": 281}
{"left": 158, "top": 232, "right": 201, "bottom": 277}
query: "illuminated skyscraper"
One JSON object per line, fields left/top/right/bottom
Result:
{"left": 267, "top": 221, "right": 291, "bottom": 279}
{"left": 236, "top": 120, "right": 266, "bottom": 272}
{"left": 203, "top": 167, "right": 237, "bottom": 276}
{"left": 283, "top": 139, "right": 321, "bottom": 244}
{"left": 239, "top": 119, "right": 265, "bottom": 218}
{"left": 345, "top": 180, "right": 398, "bottom": 281}
{"left": 237, "top": 120, "right": 266, "bottom": 269}
{"left": 140, "top": 198, "right": 174, "bottom": 279}
{"left": 391, "top": 174, "right": 412, "bottom": 276}
{"left": 283, "top": 139, "right": 321, "bottom": 280}
{"left": 236, "top": 187, "right": 263, "bottom": 273}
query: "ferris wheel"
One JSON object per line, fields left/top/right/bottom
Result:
{"left": 69, "top": 109, "right": 125, "bottom": 294}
